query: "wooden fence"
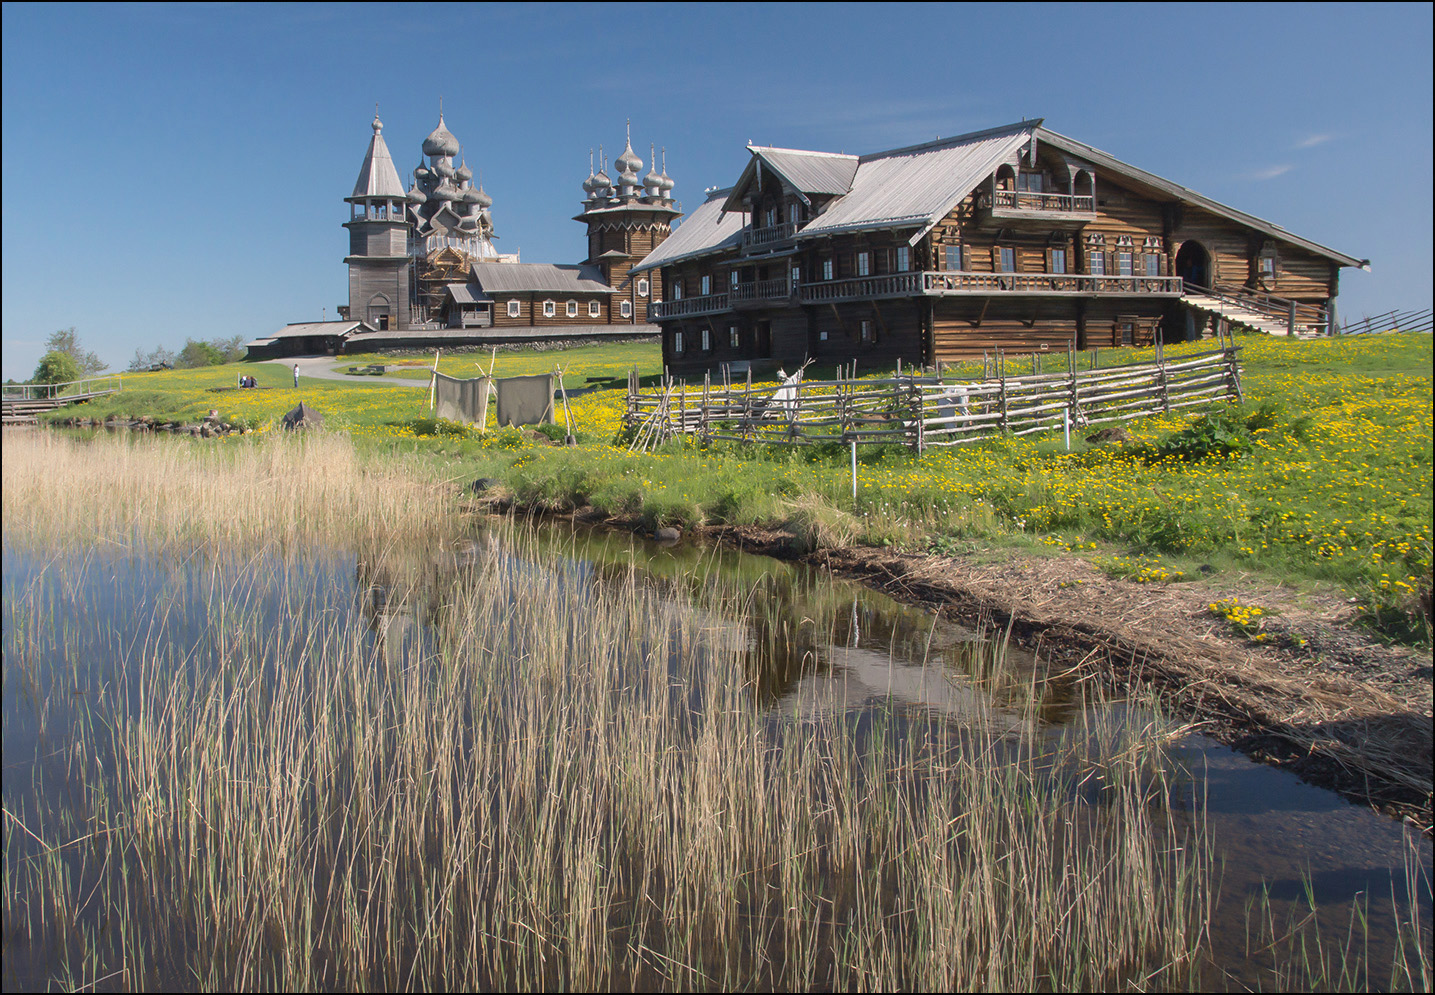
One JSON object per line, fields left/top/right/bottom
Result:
{"left": 625, "top": 346, "right": 1242, "bottom": 452}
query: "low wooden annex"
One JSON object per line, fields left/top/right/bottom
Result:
{"left": 630, "top": 120, "right": 1367, "bottom": 374}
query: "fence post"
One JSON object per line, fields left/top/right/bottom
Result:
{"left": 702, "top": 373, "right": 710, "bottom": 443}
{"left": 1286, "top": 301, "right": 1297, "bottom": 337}
{"left": 1157, "top": 343, "right": 1171, "bottom": 413}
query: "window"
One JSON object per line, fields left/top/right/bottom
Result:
{"left": 1258, "top": 253, "right": 1277, "bottom": 283}
{"left": 1050, "top": 248, "right": 1067, "bottom": 274}
{"left": 507, "top": 300, "right": 520, "bottom": 318}
{"left": 672, "top": 281, "right": 683, "bottom": 300}
{"left": 701, "top": 328, "right": 711, "bottom": 352}
{"left": 566, "top": 300, "right": 578, "bottom": 318}
{"left": 543, "top": 300, "right": 556, "bottom": 318}
{"left": 1144, "top": 254, "right": 1160, "bottom": 277}
{"left": 589, "top": 300, "right": 601, "bottom": 318}
{"left": 637, "top": 278, "right": 649, "bottom": 297}
{"left": 997, "top": 246, "right": 1015, "bottom": 272}
{"left": 730, "top": 270, "right": 740, "bottom": 288}
{"left": 788, "top": 202, "right": 801, "bottom": 225}
{"left": 700, "top": 275, "right": 711, "bottom": 295}
{"left": 765, "top": 206, "right": 777, "bottom": 228}
{"left": 620, "top": 300, "right": 632, "bottom": 318}
{"left": 1017, "top": 171, "right": 1043, "bottom": 192}
{"left": 730, "top": 326, "right": 740, "bottom": 349}
{"left": 1089, "top": 252, "right": 1106, "bottom": 276}
{"left": 822, "top": 259, "right": 834, "bottom": 280}
{"left": 894, "top": 246, "right": 910, "bottom": 272}
{"left": 856, "top": 251, "right": 870, "bottom": 276}
{"left": 1117, "top": 251, "right": 1133, "bottom": 276}
{"left": 791, "top": 266, "right": 801, "bottom": 289}
{"left": 674, "top": 330, "right": 684, "bottom": 355}
{"left": 860, "top": 319, "right": 874, "bottom": 344}
{"left": 944, "top": 245, "right": 962, "bottom": 271}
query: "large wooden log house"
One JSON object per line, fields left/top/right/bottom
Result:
{"left": 631, "top": 120, "right": 1367, "bottom": 374}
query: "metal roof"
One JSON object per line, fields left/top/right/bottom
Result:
{"left": 444, "top": 283, "right": 488, "bottom": 304}
{"left": 1034, "top": 127, "right": 1367, "bottom": 268}
{"left": 721, "top": 147, "right": 859, "bottom": 211}
{"left": 469, "top": 262, "right": 613, "bottom": 294}
{"left": 268, "top": 320, "right": 367, "bottom": 339}
{"left": 798, "top": 122, "right": 1035, "bottom": 242}
{"left": 630, "top": 188, "right": 746, "bottom": 273}
{"left": 349, "top": 130, "right": 406, "bottom": 200}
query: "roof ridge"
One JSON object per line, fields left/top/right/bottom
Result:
{"left": 747, "top": 145, "right": 858, "bottom": 159}
{"left": 859, "top": 118, "right": 1042, "bottom": 162}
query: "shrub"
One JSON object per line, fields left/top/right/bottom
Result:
{"left": 31, "top": 350, "right": 82, "bottom": 391}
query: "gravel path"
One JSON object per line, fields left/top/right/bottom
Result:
{"left": 261, "top": 355, "right": 427, "bottom": 388}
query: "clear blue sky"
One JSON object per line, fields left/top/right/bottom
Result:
{"left": 3, "top": 2, "right": 1431, "bottom": 379}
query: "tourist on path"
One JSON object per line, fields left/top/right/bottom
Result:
{"left": 293, "top": 363, "right": 300, "bottom": 388}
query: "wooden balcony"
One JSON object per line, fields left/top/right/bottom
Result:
{"left": 922, "top": 271, "right": 1183, "bottom": 296}
{"left": 799, "top": 272, "right": 924, "bottom": 304}
{"left": 740, "top": 221, "right": 799, "bottom": 255}
{"left": 731, "top": 278, "right": 793, "bottom": 308}
{"left": 799, "top": 271, "right": 1183, "bottom": 304}
{"left": 976, "top": 189, "right": 1096, "bottom": 227}
{"left": 650, "top": 293, "right": 730, "bottom": 320}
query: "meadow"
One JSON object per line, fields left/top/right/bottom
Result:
{"left": 48, "top": 332, "right": 1434, "bottom": 635}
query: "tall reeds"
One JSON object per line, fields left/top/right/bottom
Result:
{"left": 4, "top": 522, "right": 1217, "bottom": 991}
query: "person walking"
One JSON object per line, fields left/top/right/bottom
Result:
{"left": 292, "top": 363, "right": 300, "bottom": 388}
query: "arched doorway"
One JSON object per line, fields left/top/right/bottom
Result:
{"left": 1175, "top": 241, "right": 1211, "bottom": 291}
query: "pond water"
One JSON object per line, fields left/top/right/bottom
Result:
{"left": 3, "top": 521, "right": 1429, "bottom": 991}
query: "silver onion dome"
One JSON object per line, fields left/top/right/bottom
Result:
{"left": 422, "top": 116, "right": 460, "bottom": 158}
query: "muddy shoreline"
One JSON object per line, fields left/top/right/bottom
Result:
{"left": 485, "top": 499, "right": 1433, "bottom": 830}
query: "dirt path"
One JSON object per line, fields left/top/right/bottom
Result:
{"left": 262, "top": 355, "right": 426, "bottom": 387}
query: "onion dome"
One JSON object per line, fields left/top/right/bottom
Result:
{"left": 414, "top": 163, "right": 430, "bottom": 182}
{"left": 644, "top": 143, "right": 663, "bottom": 196}
{"left": 615, "top": 134, "right": 643, "bottom": 178}
{"left": 422, "top": 115, "right": 460, "bottom": 158}
{"left": 433, "top": 159, "right": 455, "bottom": 180}
{"left": 455, "top": 159, "right": 473, "bottom": 184}
{"left": 659, "top": 148, "right": 674, "bottom": 193}
{"left": 372, "top": 114, "right": 384, "bottom": 134}
{"left": 473, "top": 185, "right": 493, "bottom": 209}
{"left": 407, "top": 183, "right": 426, "bottom": 205}
{"left": 582, "top": 150, "right": 599, "bottom": 196}
{"left": 431, "top": 179, "right": 458, "bottom": 202}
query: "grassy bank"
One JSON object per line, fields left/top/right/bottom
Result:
{"left": 34, "top": 333, "right": 1434, "bottom": 634}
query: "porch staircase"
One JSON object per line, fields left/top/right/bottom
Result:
{"left": 1180, "top": 285, "right": 1323, "bottom": 338}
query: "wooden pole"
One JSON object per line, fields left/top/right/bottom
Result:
{"left": 428, "top": 348, "right": 441, "bottom": 411}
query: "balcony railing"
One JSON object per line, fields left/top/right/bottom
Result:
{"left": 922, "top": 271, "right": 1183, "bottom": 296}
{"left": 740, "top": 221, "right": 799, "bottom": 253}
{"left": 731, "top": 278, "right": 793, "bottom": 306}
{"left": 799, "top": 272, "right": 926, "bottom": 303}
{"left": 977, "top": 190, "right": 1096, "bottom": 215}
{"left": 649, "top": 293, "right": 730, "bottom": 320}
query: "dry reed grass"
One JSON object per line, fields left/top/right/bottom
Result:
{"left": 1, "top": 428, "right": 455, "bottom": 553}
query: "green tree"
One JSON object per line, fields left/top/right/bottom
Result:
{"left": 44, "top": 327, "right": 107, "bottom": 377}
{"left": 31, "top": 350, "right": 82, "bottom": 396}
{"left": 177, "top": 338, "right": 224, "bottom": 368}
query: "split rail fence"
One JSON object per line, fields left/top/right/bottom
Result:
{"left": 625, "top": 346, "right": 1242, "bottom": 453}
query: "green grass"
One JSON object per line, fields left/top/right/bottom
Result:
{"left": 31, "top": 334, "right": 1435, "bottom": 638}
